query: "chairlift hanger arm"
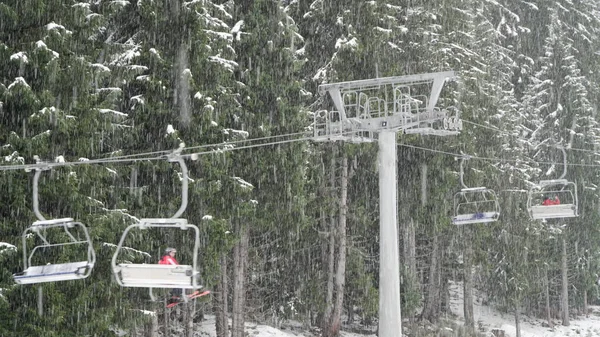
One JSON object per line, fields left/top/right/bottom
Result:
{"left": 167, "top": 152, "right": 188, "bottom": 219}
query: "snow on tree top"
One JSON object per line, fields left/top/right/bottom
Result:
{"left": 166, "top": 124, "right": 176, "bottom": 135}
{"left": 4, "top": 151, "right": 24, "bottom": 164}
{"left": 201, "top": 12, "right": 229, "bottom": 29}
{"left": 110, "top": 0, "right": 130, "bottom": 8}
{"left": 375, "top": 27, "right": 392, "bottom": 34}
{"left": 35, "top": 41, "right": 47, "bottom": 49}
{"left": 233, "top": 177, "right": 253, "bottom": 189}
{"left": 149, "top": 48, "right": 162, "bottom": 59}
{"left": 126, "top": 65, "right": 148, "bottom": 72}
{"left": 110, "top": 45, "right": 141, "bottom": 66}
{"left": 72, "top": 2, "right": 91, "bottom": 8}
{"left": 335, "top": 37, "right": 358, "bottom": 50}
{"left": 98, "top": 108, "right": 128, "bottom": 117}
{"left": 209, "top": 2, "right": 233, "bottom": 20}
{"left": 222, "top": 129, "right": 249, "bottom": 139}
{"left": 96, "top": 87, "right": 122, "bottom": 94}
{"left": 231, "top": 20, "right": 244, "bottom": 41}
{"left": 184, "top": 0, "right": 202, "bottom": 7}
{"left": 7, "top": 77, "right": 30, "bottom": 90}
{"left": 130, "top": 95, "right": 144, "bottom": 105}
{"left": 91, "top": 63, "right": 111, "bottom": 72}
{"left": 208, "top": 55, "right": 238, "bottom": 72}
{"left": 182, "top": 68, "right": 193, "bottom": 78}
{"left": 36, "top": 107, "right": 58, "bottom": 116}
{"left": 204, "top": 29, "right": 233, "bottom": 42}
{"left": 202, "top": 215, "right": 214, "bottom": 220}
{"left": 313, "top": 66, "right": 327, "bottom": 81}
{"left": 46, "top": 22, "right": 72, "bottom": 34}
{"left": 10, "top": 52, "right": 28, "bottom": 63}
{"left": 0, "top": 242, "right": 17, "bottom": 251}
{"left": 231, "top": 20, "right": 244, "bottom": 34}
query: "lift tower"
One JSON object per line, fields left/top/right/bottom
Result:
{"left": 313, "top": 71, "right": 461, "bottom": 337}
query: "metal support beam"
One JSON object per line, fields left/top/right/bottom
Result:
{"left": 378, "top": 130, "right": 402, "bottom": 337}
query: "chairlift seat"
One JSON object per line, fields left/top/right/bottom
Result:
{"left": 31, "top": 217, "right": 75, "bottom": 227}
{"left": 452, "top": 211, "right": 499, "bottom": 226}
{"left": 530, "top": 204, "right": 577, "bottom": 220}
{"left": 538, "top": 179, "right": 569, "bottom": 187}
{"left": 14, "top": 261, "right": 92, "bottom": 284}
{"left": 114, "top": 263, "right": 200, "bottom": 288}
{"left": 460, "top": 187, "right": 488, "bottom": 192}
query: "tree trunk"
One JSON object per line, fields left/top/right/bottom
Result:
{"left": 404, "top": 218, "right": 417, "bottom": 279}
{"left": 514, "top": 303, "right": 521, "bottom": 337}
{"left": 184, "top": 301, "right": 194, "bottom": 337}
{"left": 561, "top": 236, "right": 569, "bottom": 326}
{"left": 420, "top": 234, "right": 440, "bottom": 322}
{"left": 463, "top": 230, "right": 474, "bottom": 330}
{"left": 214, "top": 252, "right": 228, "bottom": 337}
{"left": 402, "top": 217, "right": 417, "bottom": 322}
{"left": 164, "top": 298, "right": 169, "bottom": 336}
{"left": 324, "top": 156, "right": 349, "bottom": 337}
{"left": 544, "top": 268, "right": 553, "bottom": 328}
{"left": 231, "top": 221, "right": 249, "bottom": 337}
{"left": 146, "top": 311, "right": 158, "bottom": 337}
{"left": 584, "top": 289, "right": 588, "bottom": 317}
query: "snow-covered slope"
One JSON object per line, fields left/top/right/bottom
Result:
{"left": 448, "top": 281, "right": 600, "bottom": 337}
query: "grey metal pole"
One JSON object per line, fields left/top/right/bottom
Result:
{"left": 378, "top": 130, "right": 402, "bottom": 336}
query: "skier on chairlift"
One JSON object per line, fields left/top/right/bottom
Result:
{"left": 159, "top": 247, "right": 182, "bottom": 303}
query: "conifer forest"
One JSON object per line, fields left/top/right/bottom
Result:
{"left": 2, "top": 0, "right": 600, "bottom": 336}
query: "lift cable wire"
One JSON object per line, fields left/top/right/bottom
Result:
{"left": 0, "top": 121, "right": 599, "bottom": 172}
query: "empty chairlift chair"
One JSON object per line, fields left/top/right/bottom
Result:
{"left": 13, "top": 218, "right": 96, "bottom": 284}
{"left": 451, "top": 157, "right": 500, "bottom": 226}
{"left": 452, "top": 187, "right": 500, "bottom": 225}
{"left": 13, "top": 167, "right": 96, "bottom": 284}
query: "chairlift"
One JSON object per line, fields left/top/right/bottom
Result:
{"left": 451, "top": 157, "right": 500, "bottom": 225}
{"left": 111, "top": 151, "right": 202, "bottom": 301}
{"left": 527, "top": 147, "right": 578, "bottom": 220}
{"left": 13, "top": 168, "right": 96, "bottom": 284}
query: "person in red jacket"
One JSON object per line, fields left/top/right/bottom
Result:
{"left": 542, "top": 196, "right": 553, "bottom": 206}
{"left": 159, "top": 247, "right": 179, "bottom": 265}
{"left": 159, "top": 247, "right": 181, "bottom": 302}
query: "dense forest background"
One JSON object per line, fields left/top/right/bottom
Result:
{"left": 2, "top": 0, "right": 600, "bottom": 336}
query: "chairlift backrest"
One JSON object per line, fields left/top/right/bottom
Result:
{"left": 527, "top": 180, "right": 578, "bottom": 220}
{"left": 111, "top": 218, "right": 201, "bottom": 289}
{"left": 451, "top": 157, "right": 501, "bottom": 225}
{"left": 13, "top": 218, "right": 96, "bottom": 284}
{"left": 452, "top": 187, "right": 500, "bottom": 225}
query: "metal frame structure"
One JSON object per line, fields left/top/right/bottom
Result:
{"left": 452, "top": 157, "right": 500, "bottom": 225}
{"left": 13, "top": 168, "right": 96, "bottom": 285}
{"left": 313, "top": 71, "right": 462, "bottom": 142}
{"left": 527, "top": 147, "right": 578, "bottom": 220}
{"left": 110, "top": 151, "right": 201, "bottom": 301}
{"left": 313, "top": 71, "right": 461, "bottom": 337}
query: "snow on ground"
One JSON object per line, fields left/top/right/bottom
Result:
{"left": 173, "top": 280, "right": 600, "bottom": 337}
{"left": 184, "top": 315, "right": 373, "bottom": 337}
{"left": 448, "top": 280, "right": 600, "bottom": 337}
